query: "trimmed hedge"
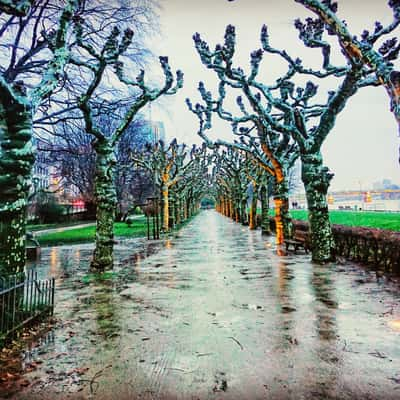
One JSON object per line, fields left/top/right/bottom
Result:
{"left": 268, "top": 217, "right": 400, "bottom": 273}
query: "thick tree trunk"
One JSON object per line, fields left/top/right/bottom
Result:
{"left": 183, "top": 196, "right": 188, "bottom": 220}
{"left": 169, "top": 192, "right": 175, "bottom": 229}
{"left": 273, "top": 178, "right": 292, "bottom": 244}
{"left": 229, "top": 199, "right": 234, "bottom": 219}
{"left": 249, "top": 184, "right": 258, "bottom": 230}
{"left": 234, "top": 197, "right": 240, "bottom": 223}
{"left": 186, "top": 197, "right": 191, "bottom": 219}
{"left": 162, "top": 185, "right": 169, "bottom": 232}
{"left": 241, "top": 198, "right": 247, "bottom": 225}
{"left": 260, "top": 185, "right": 271, "bottom": 234}
{"left": 301, "top": 153, "right": 335, "bottom": 263}
{"left": 0, "top": 103, "right": 34, "bottom": 276}
{"left": 91, "top": 142, "right": 117, "bottom": 271}
{"left": 0, "top": 210, "right": 27, "bottom": 276}
{"left": 221, "top": 197, "right": 226, "bottom": 216}
{"left": 175, "top": 195, "right": 181, "bottom": 225}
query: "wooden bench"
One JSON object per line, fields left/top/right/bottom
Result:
{"left": 284, "top": 230, "right": 310, "bottom": 253}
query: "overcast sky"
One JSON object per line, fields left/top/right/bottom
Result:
{"left": 147, "top": 0, "right": 400, "bottom": 191}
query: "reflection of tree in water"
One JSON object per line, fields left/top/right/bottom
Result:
{"left": 32, "top": 247, "right": 93, "bottom": 281}
{"left": 91, "top": 280, "right": 121, "bottom": 341}
{"left": 310, "top": 265, "right": 342, "bottom": 399}
{"left": 312, "top": 266, "right": 338, "bottom": 341}
{"left": 276, "top": 261, "right": 296, "bottom": 348}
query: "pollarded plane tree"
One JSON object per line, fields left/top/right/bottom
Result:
{"left": 211, "top": 149, "right": 235, "bottom": 219}
{"left": 186, "top": 58, "right": 298, "bottom": 245}
{"left": 0, "top": 0, "right": 79, "bottom": 275}
{"left": 295, "top": 0, "right": 400, "bottom": 146}
{"left": 166, "top": 146, "right": 203, "bottom": 228}
{"left": 191, "top": 22, "right": 369, "bottom": 262}
{"left": 177, "top": 145, "right": 211, "bottom": 221}
{"left": 213, "top": 147, "right": 272, "bottom": 232}
{"left": 187, "top": 91, "right": 289, "bottom": 240}
{"left": 243, "top": 154, "right": 265, "bottom": 230}
{"left": 212, "top": 147, "right": 250, "bottom": 224}
{"left": 39, "top": 110, "right": 151, "bottom": 220}
{"left": 132, "top": 139, "right": 201, "bottom": 233}
{"left": 70, "top": 23, "right": 183, "bottom": 270}
{"left": 212, "top": 158, "right": 237, "bottom": 220}
{"left": 186, "top": 167, "right": 212, "bottom": 218}
{"left": 259, "top": 21, "right": 385, "bottom": 261}
{"left": 132, "top": 139, "right": 183, "bottom": 232}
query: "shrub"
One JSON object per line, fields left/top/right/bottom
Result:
{"left": 36, "top": 198, "right": 67, "bottom": 224}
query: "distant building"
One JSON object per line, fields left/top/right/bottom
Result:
{"left": 32, "top": 149, "right": 50, "bottom": 191}
{"left": 373, "top": 178, "right": 400, "bottom": 190}
{"left": 143, "top": 120, "right": 166, "bottom": 144}
{"left": 29, "top": 138, "right": 85, "bottom": 219}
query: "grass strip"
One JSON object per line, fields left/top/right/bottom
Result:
{"left": 37, "top": 217, "right": 148, "bottom": 246}
{"left": 269, "top": 210, "right": 400, "bottom": 231}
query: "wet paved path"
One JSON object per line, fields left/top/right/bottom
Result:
{"left": 2, "top": 210, "right": 400, "bottom": 399}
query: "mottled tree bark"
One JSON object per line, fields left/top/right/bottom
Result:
{"left": 91, "top": 141, "right": 117, "bottom": 270}
{"left": 260, "top": 184, "right": 271, "bottom": 234}
{"left": 162, "top": 185, "right": 169, "bottom": 232}
{"left": 0, "top": 96, "right": 34, "bottom": 275}
{"left": 276, "top": 178, "right": 292, "bottom": 240}
{"left": 249, "top": 183, "right": 258, "bottom": 230}
{"left": 0, "top": 0, "right": 78, "bottom": 275}
{"left": 273, "top": 177, "right": 292, "bottom": 244}
{"left": 184, "top": 197, "right": 189, "bottom": 220}
{"left": 301, "top": 152, "right": 335, "bottom": 263}
{"left": 182, "top": 195, "right": 187, "bottom": 221}
{"left": 234, "top": 197, "right": 240, "bottom": 223}
{"left": 240, "top": 198, "right": 247, "bottom": 225}
{"left": 175, "top": 195, "right": 181, "bottom": 225}
{"left": 169, "top": 192, "right": 175, "bottom": 228}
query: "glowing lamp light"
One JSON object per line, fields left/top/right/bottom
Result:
{"left": 72, "top": 200, "right": 85, "bottom": 207}
{"left": 388, "top": 320, "right": 400, "bottom": 331}
{"left": 363, "top": 192, "right": 372, "bottom": 203}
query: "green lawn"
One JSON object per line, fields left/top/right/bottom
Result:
{"left": 283, "top": 210, "right": 400, "bottom": 231}
{"left": 37, "top": 217, "right": 148, "bottom": 246}
{"left": 27, "top": 220, "right": 93, "bottom": 232}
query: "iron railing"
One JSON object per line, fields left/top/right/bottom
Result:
{"left": 0, "top": 270, "right": 55, "bottom": 344}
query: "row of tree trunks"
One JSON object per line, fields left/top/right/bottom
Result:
{"left": 215, "top": 188, "right": 271, "bottom": 233}
{"left": 162, "top": 189, "right": 199, "bottom": 232}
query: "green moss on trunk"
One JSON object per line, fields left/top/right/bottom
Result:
{"left": 91, "top": 141, "right": 116, "bottom": 271}
{"left": 0, "top": 99, "right": 34, "bottom": 275}
{"left": 240, "top": 198, "right": 247, "bottom": 225}
{"left": 249, "top": 183, "right": 258, "bottom": 230}
{"left": 169, "top": 192, "right": 175, "bottom": 228}
{"left": 260, "top": 185, "right": 270, "bottom": 234}
{"left": 302, "top": 153, "right": 335, "bottom": 263}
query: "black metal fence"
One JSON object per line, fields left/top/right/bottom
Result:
{"left": 0, "top": 270, "right": 55, "bottom": 344}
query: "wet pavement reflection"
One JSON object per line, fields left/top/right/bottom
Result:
{"left": 1, "top": 210, "right": 400, "bottom": 400}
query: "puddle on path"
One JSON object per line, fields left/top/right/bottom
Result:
{"left": 1, "top": 210, "right": 400, "bottom": 400}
